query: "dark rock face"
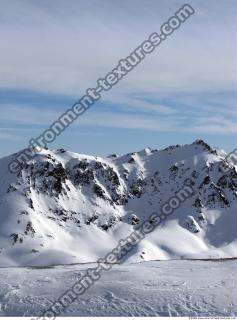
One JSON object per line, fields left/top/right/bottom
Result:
{"left": 183, "top": 215, "right": 200, "bottom": 233}
{"left": 195, "top": 139, "right": 211, "bottom": 149}
{"left": 193, "top": 197, "right": 202, "bottom": 209}
{"left": 130, "top": 178, "right": 145, "bottom": 198}
{"left": 130, "top": 214, "right": 140, "bottom": 225}
{"left": 93, "top": 184, "right": 106, "bottom": 199}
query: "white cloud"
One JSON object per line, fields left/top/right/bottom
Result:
{"left": 0, "top": 0, "right": 236, "bottom": 98}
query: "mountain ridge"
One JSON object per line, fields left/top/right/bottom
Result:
{"left": 0, "top": 140, "right": 237, "bottom": 267}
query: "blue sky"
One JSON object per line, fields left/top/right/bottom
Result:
{"left": 0, "top": 0, "right": 236, "bottom": 158}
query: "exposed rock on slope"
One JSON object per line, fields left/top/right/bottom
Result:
{"left": 0, "top": 140, "right": 236, "bottom": 266}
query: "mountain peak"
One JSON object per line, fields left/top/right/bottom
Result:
{"left": 192, "top": 139, "right": 213, "bottom": 152}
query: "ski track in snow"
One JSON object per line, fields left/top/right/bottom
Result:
{"left": 0, "top": 260, "right": 236, "bottom": 317}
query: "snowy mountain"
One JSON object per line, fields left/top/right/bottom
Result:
{"left": 0, "top": 140, "right": 237, "bottom": 267}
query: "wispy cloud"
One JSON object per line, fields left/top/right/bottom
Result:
{"left": 0, "top": 131, "right": 26, "bottom": 141}
{"left": 0, "top": 0, "right": 236, "bottom": 96}
{"left": 0, "top": 88, "right": 236, "bottom": 136}
{"left": 0, "top": 104, "right": 60, "bottom": 125}
{"left": 0, "top": 0, "right": 236, "bottom": 156}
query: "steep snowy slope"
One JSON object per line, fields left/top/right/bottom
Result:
{"left": 0, "top": 140, "right": 237, "bottom": 266}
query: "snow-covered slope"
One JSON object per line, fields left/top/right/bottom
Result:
{"left": 0, "top": 140, "right": 237, "bottom": 267}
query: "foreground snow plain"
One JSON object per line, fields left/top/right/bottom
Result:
{"left": 0, "top": 259, "right": 236, "bottom": 317}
